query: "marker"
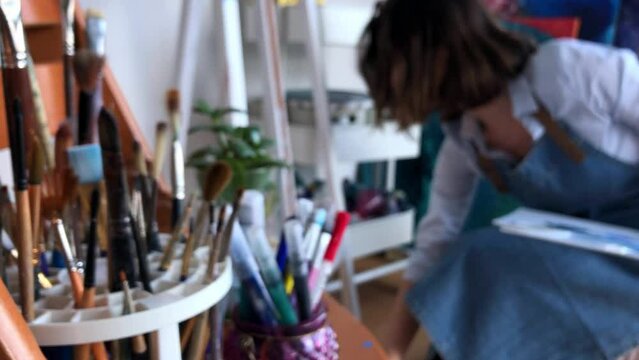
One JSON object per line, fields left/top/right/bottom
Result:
{"left": 310, "top": 211, "right": 351, "bottom": 308}
{"left": 303, "top": 209, "right": 327, "bottom": 261}
{"left": 284, "top": 218, "right": 312, "bottom": 321}
{"left": 229, "top": 221, "right": 280, "bottom": 326}
{"left": 307, "top": 232, "right": 332, "bottom": 290}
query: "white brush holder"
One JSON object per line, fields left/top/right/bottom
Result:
{"left": 5, "top": 241, "right": 232, "bottom": 360}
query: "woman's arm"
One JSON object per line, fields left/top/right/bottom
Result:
{"left": 382, "top": 280, "right": 422, "bottom": 360}
{"left": 382, "top": 139, "right": 479, "bottom": 358}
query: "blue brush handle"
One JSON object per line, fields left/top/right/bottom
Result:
{"left": 276, "top": 232, "right": 288, "bottom": 274}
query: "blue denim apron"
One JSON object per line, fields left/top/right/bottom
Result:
{"left": 406, "top": 121, "right": 639, "bottom": 360}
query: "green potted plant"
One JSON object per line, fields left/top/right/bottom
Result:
{"left": 187, "top": 99, "right": 288, "bottom": 203}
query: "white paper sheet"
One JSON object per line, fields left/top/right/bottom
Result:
{"left": 493, "top": 208, "right": 639, "bottom": 260}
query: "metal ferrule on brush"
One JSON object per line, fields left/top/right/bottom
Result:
{"left": 61, "top": 0, "right": 75, "bottom": 56}
{"left": 53, "top": 219, "right": 80, "bottom": 273}
{"left": 0, "top": 0, "right": 27, "bottom": 69}
{"left": 86, "top": 13, "right": 107, "bottom": 56}
{"left": 171, "top": 141, "right": 186, "bottom": 200}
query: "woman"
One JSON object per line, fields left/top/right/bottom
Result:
{"left": 359, "top": 1, "right": 639, "bottom": 359}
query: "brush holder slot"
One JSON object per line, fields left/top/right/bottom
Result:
{"left": 5, "top": 235, "right": 233, "bottom": 359}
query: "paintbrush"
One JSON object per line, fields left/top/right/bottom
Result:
{"left": 0, "top": 278, "right": 46, "bottom": 360}
{"left": 186, "top": 310, "right": 210, "bottom": 360}
{"left": 60, "top": 0, "right": 75, "bottom": 119}
{"left": 74, "top": 49, "right": 105, "bottom": 145}
{"left": 55, "top": 123, "right": 74, "bottom": 172}
{"left": 218, "top": 189, "right": 245, "bottom": 263}
{"left": 28, "top": 135, "right": 47, "bottom": 293}
{"left": 53, "top": 218, "right": 83, "bottom": 305}
{"left": 132, "top": 140, "right": 151, "bottom": 203}
{"left": 28, "top": 135, "right": 44, "bottom": 251}
{"left": 0, "top": 186, "right": 16, "bottom": 247}
{"left": 158, "top": 194, "right": 194, "bottom": 272}
{"left": 82, "top": 9, "right": 107, "bottom": 143}
{"left": 0, "top": 0, "right": 37, "bottom": 158}
{"left": 54, "top": 123, "right": 83, "bottom": 259}
{"left": 146, "top": 122, "right": 169, "bottom": 252}
{"left": 26, "top": 57, "right": 54, "bottom": 169}
{"left": 206, "top": 205, "right": 228, "bottom": 360}
{"left": 81, "top": 189, "right": 99, "bottom": 305}
{"left": 166, "top": 89, "right": 185, "bottom": 231}
{"left": 74, "top": 189, "right": 109, "bottom": 360}
{"left": 120, "top": 271, "right": 148, "bottom": 359}
{"left": 98, "top": 108, "right": 137, "bottom": 291}
{"left": 180, "top": 162, "right": 232, "bottom": 281}
{"left": 206, "top": 206, "right": 227, "bottom": 280}
{"left": 6, "top": 98, "right": 34, "bottom": 321}
{"left": 129, "top": 192, "right": 152, "bottom": 293}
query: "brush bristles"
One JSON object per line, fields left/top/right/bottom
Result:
{"left": 73, "top": 49, "right": 105, "bottom": 92}
{"left": 55, "top": 123, "right": 74, "bottom": 170}
{"left": 29, "top": 135, "right": 45, "bottom": 185}
{"left": 203, "top": 162, "right": 232, "bottom": 202}
{"left": 166, "top": 89, "right": 180, "bottom": 113}
{"left": 233, "top": 189, "right": 245, "bottom": 210}
{"left": 133, "top": 141, "right": 148, "bottom": 177}
{"left": 85, "top": 8, "right": 104, "bottom": 19}
{"left": 152, "top": 122, "right": 169, "bottom": 179}
{"left": 119, "top": 270, "right": 127, "bottom": 283}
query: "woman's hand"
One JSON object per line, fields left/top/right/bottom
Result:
{"left": 380, "top": 280, "right": 425, "bottom": 359}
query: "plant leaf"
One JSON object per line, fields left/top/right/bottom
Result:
{"left": 244, "top": 157, "right": 289, "bottom": 169}
{"left": 188, "top": 123, "right": 234, "bottom": 135}
{"left": 228, "top": 137, "right": 257, "bottom": 158}
{"left": 193, "top": 99, "right": 215, "bottom": 115}
{"left": 207, "top": 107, "right": 246, "bottom": 120}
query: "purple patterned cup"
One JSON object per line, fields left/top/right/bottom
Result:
{"left": 224, "top": 304, "right": 339, "bottom": 360}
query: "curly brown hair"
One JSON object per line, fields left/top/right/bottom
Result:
{"left": 358, "top": 0, "right": 536, "bottom": 127}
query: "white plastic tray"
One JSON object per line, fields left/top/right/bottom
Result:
{"left": 6, "top": 242, "right": 232, "bottom": 359}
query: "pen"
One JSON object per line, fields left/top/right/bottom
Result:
{"left": 284, "top": 218, "right": 312, "bottom": 321}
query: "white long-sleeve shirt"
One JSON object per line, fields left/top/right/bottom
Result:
{"left": 405, "top": 39, "right": 639, "bottom": 282}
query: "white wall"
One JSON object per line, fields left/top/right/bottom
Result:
{"left": 0, "top": 0, "right": 378, "bottom": 189}
{"left": 76, "top": 0, "right": 377, "bottom": 145}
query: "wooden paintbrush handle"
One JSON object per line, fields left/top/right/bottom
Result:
{"left": 186, "top": 310, "right": 210, "bottom": 360}
{"left": 2, "top": 67, "right": 36, "bottom": 155}
{"left": 145, "top": 182, "right": 161, "bottom": 252}
{"left": 180, "top": 318, "right": 196, "bottom": 351}
{"left": 28, "top": 186, "right": 41, "bottom": 259}
{"left": 69, "top": 270, "right": 84, "bottom": 306}
{"left": 75, "top": 288, "right": 109, "bottom": 360}
{"left": 180, "top": 232, "right": 196, "bottom": 281}
{"left": 14, "top": 190, "right": 34, "bottom": 321}
{"left": 131, "top": 334, "right": 147, "bottom": 356}
{"left": 0, "top": 279, "right": 45, "bottom": 359}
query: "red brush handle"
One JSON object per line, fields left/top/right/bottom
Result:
{"left": 324, "top": 212, "right": 351, "bottom": 262}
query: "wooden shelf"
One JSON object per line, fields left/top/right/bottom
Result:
{"left": 0, "top": 0, "right": 172, "bottom": 231}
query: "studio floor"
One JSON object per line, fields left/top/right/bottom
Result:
{"left": 332, "top": 254, "right": 430, "bottom": 360}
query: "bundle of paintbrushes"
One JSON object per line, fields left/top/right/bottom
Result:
{"left": 0, "top": 2, "right": 341, "bottom": 359}
{"left": 219, "top": 194, "right": 347, "bottom": 358}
